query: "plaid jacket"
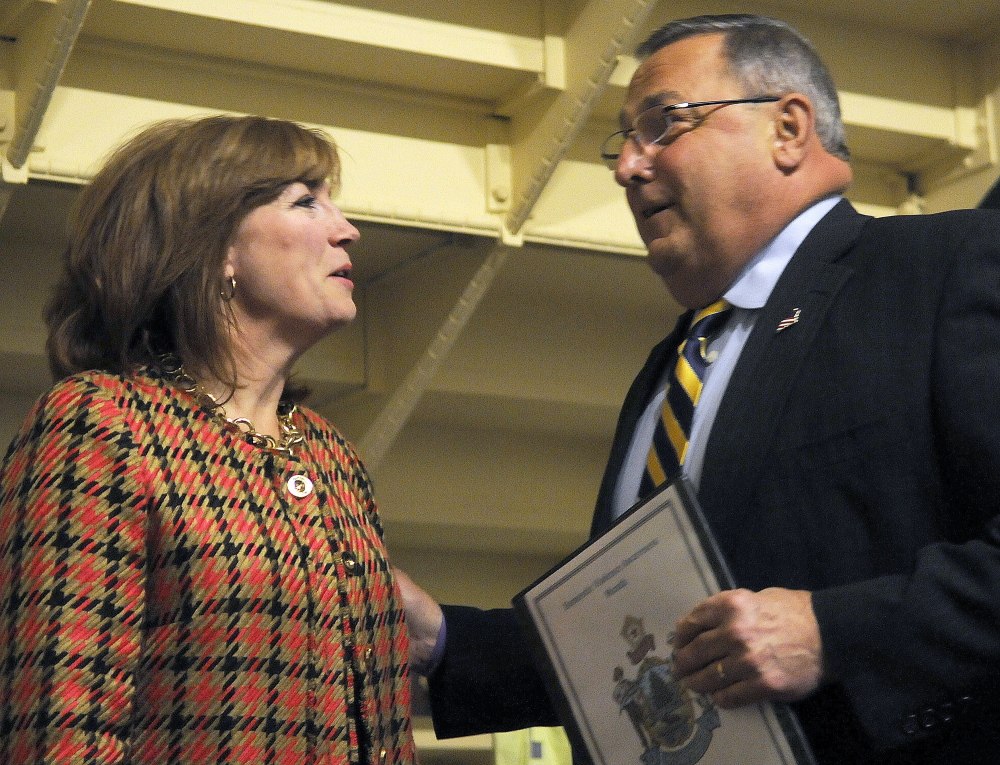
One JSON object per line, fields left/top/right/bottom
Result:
{"left": 0, "top": 369, "right": 415, "bottom": 764}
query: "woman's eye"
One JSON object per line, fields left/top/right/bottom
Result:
{"left": 294, "top": 195, "right": 317, "bottom": 209}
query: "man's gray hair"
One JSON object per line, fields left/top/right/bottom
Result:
{"left": 637, "top": 14, "right": 849, "bottom": 161}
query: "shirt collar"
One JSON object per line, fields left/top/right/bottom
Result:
{"left": 724, "top": 196, "right": 841, "bottom": 310}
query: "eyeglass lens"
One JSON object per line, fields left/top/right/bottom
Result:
{"left": 600, "top": 105, "right": 673, "bottom": 160}
{"left": 635, "top": 106, "right": 674, "bottom": 145}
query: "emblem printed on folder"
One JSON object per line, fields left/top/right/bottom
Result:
{"left": 775, "top": 308, "right": 801, "bottom": 333}
{"left": 613, "top": 616, "right": 719, "bottom": 765}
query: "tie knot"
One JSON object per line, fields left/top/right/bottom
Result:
{"left": 685, "top": 300, "right": 732, "bottom": 362}
{"left": 691, "top": 299, "right": 731, "bottom": 326}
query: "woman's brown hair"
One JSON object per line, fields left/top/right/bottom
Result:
{"left": 45, "top": 114, "right": 340, "bottom": 385}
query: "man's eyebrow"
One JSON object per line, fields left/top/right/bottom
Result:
{"left": 619, "top": 92, "right": 683, "bottom": 126}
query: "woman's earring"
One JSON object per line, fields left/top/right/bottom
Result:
{"left": 221, "top": 275, "right": 236, "bottom": 301}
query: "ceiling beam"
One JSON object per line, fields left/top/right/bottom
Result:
{"left": 105, "top": 0, "right": 545, "bottom": 73}
{"left": 359, "top": 241, "right": 512, "bottom": 470}
{"left": 841, "top": 92, "right": 978, "bottom": 149}
{"left": 358, "top": 0, "right": 659, "bottom": 464}
{"left": 6, "top": 0, "right": 90, "bottom": 169}
{"left": 502, "top": 0, "right": 657, "bottom": 239}
{"left": 1, "top": 0, "right": 90, "bottom": 222}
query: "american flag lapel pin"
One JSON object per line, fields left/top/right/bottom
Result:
{"left": 776, "top": 308, "right": 801, "bottom": 333}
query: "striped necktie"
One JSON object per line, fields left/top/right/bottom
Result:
{"left": 640, "top": 299, "right": 732, "bottom": 497}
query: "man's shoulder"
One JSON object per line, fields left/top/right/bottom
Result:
{"left": 814, "top": 205, "right": 1000, "bottom": 268}
{"left": 858, "top": 206, "right": 1000, "bottom": 236}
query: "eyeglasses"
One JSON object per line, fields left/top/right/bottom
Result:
{"left": 600, "top": 96, "right": 782, "bottom": 161}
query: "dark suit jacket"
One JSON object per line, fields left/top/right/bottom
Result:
{"left": 428, "top": 201, "right": 1000, "bottom": 763}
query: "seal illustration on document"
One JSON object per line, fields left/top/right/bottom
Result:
{"left": 613, "top": 615, "right": 720, "bottom": 765}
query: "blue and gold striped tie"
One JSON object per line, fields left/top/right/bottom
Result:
{"left": 640, "top": 299, "right": 732, "bottom": 497}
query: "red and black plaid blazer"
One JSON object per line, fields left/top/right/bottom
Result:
{"left": 0, "top": 369, "right": 415, "bottom": 765}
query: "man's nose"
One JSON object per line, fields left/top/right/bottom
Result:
{"left": 613, "top": 140, "right": 654, "bottom": 187}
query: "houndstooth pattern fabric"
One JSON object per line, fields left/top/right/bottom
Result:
{"left": 0, "top": 369, "right": 416, "bottom": 765}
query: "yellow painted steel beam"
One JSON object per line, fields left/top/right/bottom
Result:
{"left": 1, "top": 0, "right": 90, "bottom": 223}
{"left": 359, "top": 241, "right": 512, "bottom": 470}
{"left": 104, "top": 0, "right": 545, "bottom": 73}
{"left": 503, "top": 0, "right": 657, "bottom": 238}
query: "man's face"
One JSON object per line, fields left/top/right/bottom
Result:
{"left": 614, "top": 33, "right": 780, "bottom": 308}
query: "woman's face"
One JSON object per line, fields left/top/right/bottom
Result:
{"left": 225, "top": 180, "right": 360, "bottom": 353}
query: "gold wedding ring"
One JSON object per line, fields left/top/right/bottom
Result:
{"left": 715, "top": 661, "right": 726, "bottom": 681}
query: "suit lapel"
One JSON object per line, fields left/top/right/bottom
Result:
{"left": 591, "top": 314, "right": 692, "bottom": 535}
{"left": 698, "top": 200, "right": 868, "bottom": 520}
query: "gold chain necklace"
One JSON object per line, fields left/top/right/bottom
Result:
{"left": 157, "top": 355, "right": 304, "bottom": 456}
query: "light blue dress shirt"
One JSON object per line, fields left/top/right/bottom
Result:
{"left": 611, "top": 196, "right": 841, "bottom": 520}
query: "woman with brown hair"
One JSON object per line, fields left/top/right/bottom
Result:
{"left": 0, "top": 114, "right": 416, "bottom": 765}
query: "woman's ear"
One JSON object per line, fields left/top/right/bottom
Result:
{"left": 772, "top": 93, "right": 814, "bottom": 171}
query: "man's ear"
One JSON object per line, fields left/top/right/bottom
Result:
{"left": 772, "top": 94, "right": 813, "bottom": 171}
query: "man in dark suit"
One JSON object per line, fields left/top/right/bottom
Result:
{"left": 398, "top": 14, "right": 1000, "bottom": 763}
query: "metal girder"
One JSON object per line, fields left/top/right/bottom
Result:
{"left": 0, "top": 0, "right": 90, "bottom": 222}
{"left": 6, "top": 0, "right": 90, "bottom": 169}
{"left": 357, "top": 0, "right": 658, "bottom": 466}
{"left": 503, "top": 0, "right": 657, "bottom": 238}
{"left": 101, "top": 0, "right": 545, "bottom": 76}
{"left": 359, "top": 241, "right": 511, "bottom": 469}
